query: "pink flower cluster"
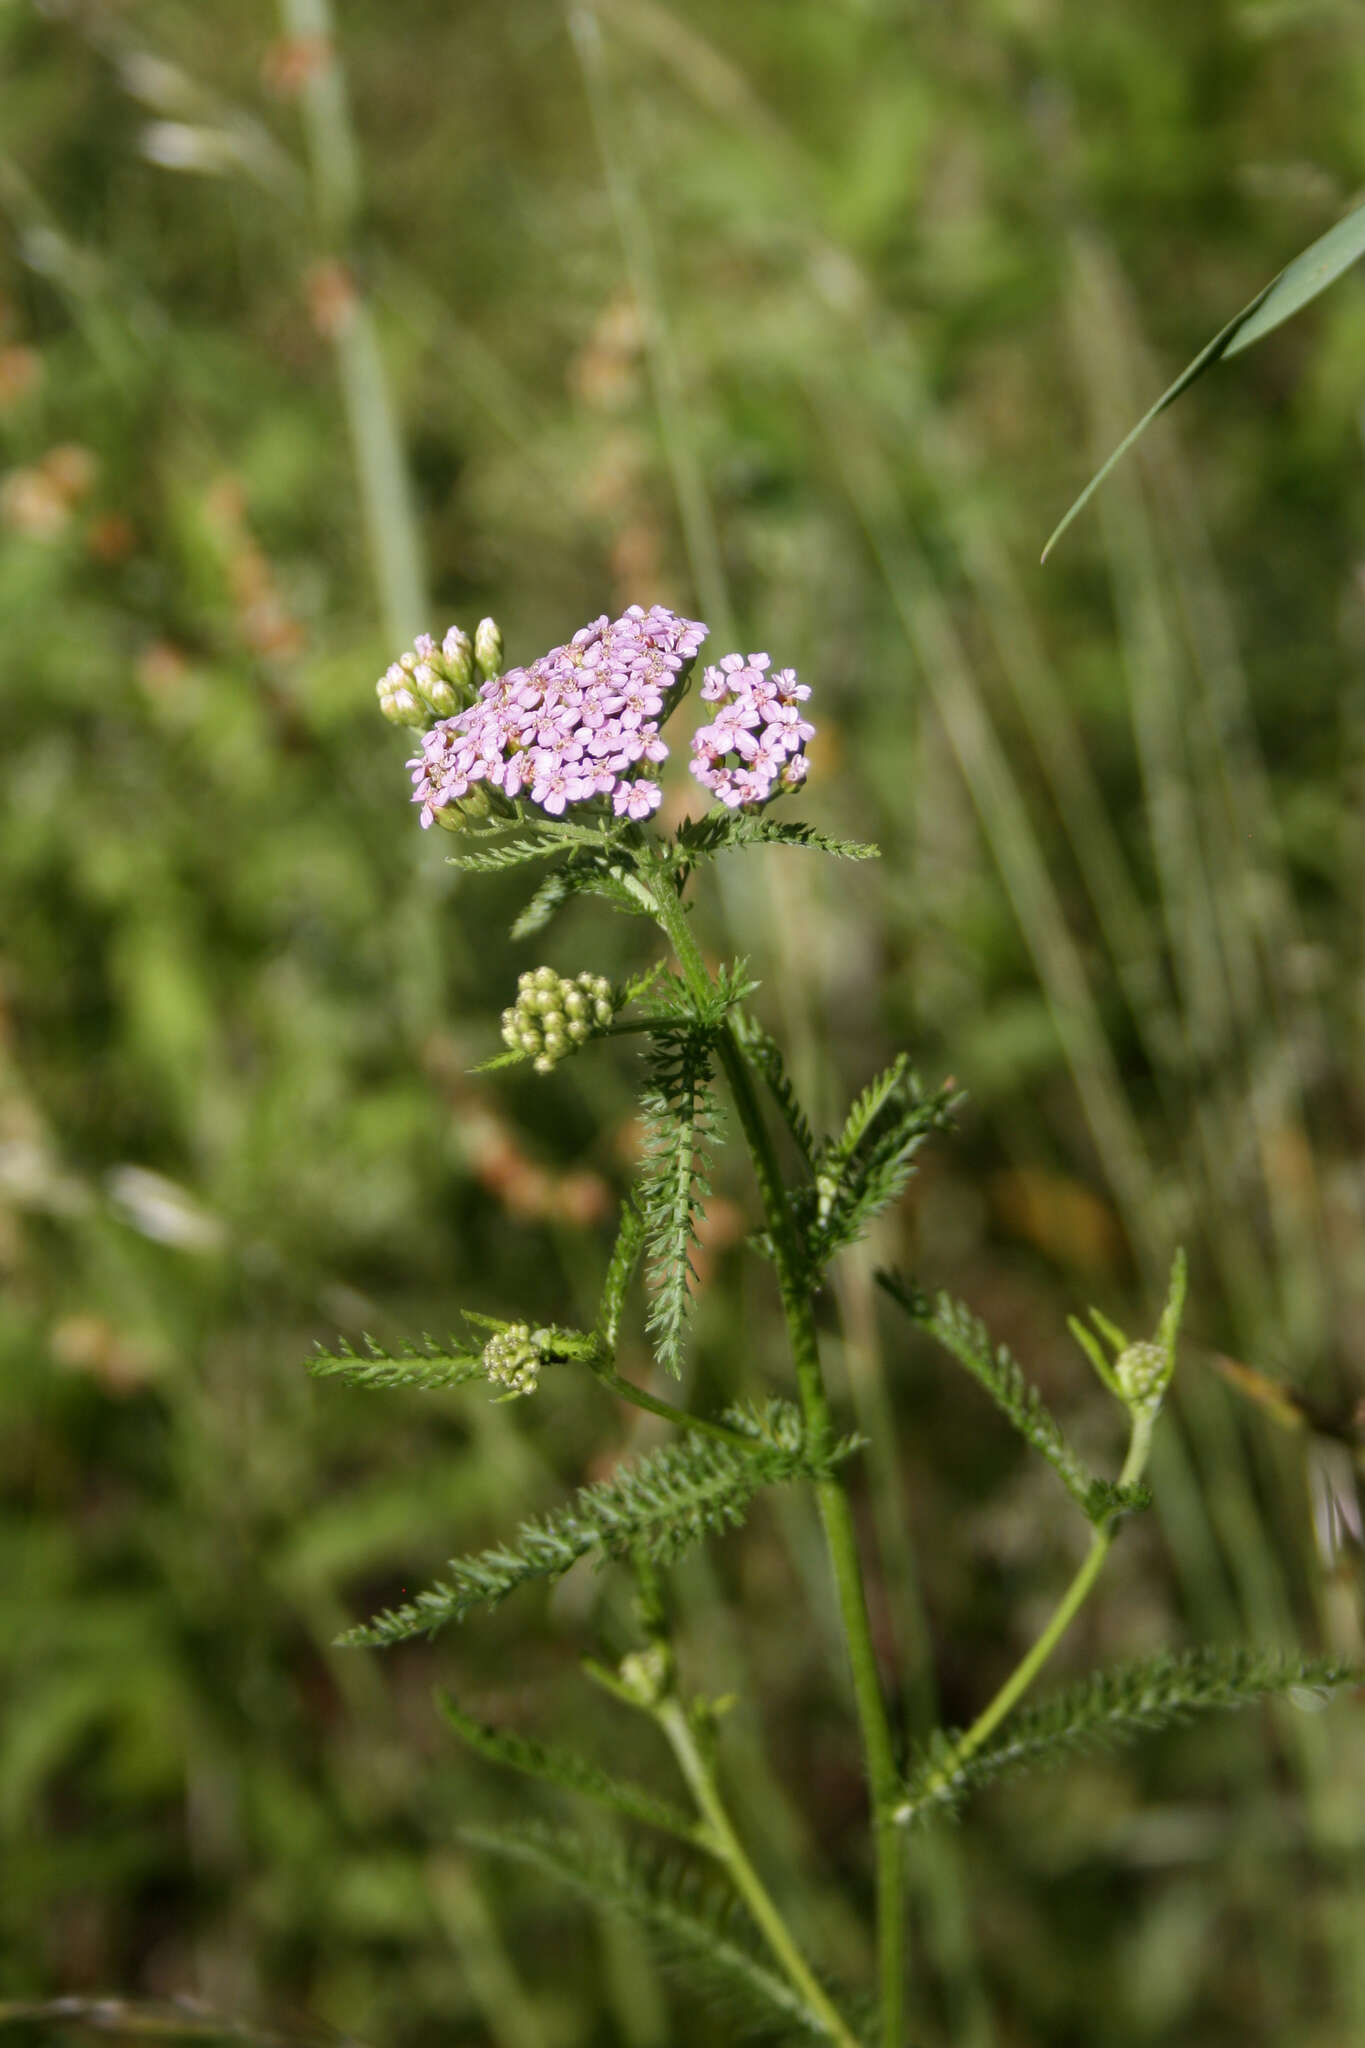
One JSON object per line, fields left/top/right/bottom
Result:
{"left": 407, "top": 604, "right": 707, "bottom": 828}
{"left": 689, "top": 653, "right": 815, "bottom": 809}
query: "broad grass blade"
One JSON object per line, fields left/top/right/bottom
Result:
{"left": 1042, "top": 197, "right": 1365, "bottom": 561}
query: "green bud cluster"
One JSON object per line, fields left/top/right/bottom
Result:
{"left": 1114, "top": 1339, "right": 1171, "bottom": 1417}
{"left": 482, "top": 1323, "right": 543, "bottom": 1397}
{"left": 376, "top": 625, "right": 479, "bottom": 728}
{"left": 616, "top": 1644, "right": 671, "bottom": 1708}
{"left": 501, "top": 966, "right": 615, "bottom": 1074}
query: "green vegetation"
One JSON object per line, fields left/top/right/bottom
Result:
{"left": 5, "top": 3, "right": 1365, "bottom": 2044}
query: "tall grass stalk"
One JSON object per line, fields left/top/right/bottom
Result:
{"left": 278, "top": 0, "right": 427, "bottom": 647}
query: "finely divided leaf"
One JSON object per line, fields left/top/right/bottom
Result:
{"left": 462, "top": 1822, "right": 838, "bottom": 2041}
{"left": 338, "top": 1405, "right": 853, "bottom": 1645}
{"left": 638, "top": 1031, "right": 720, "bottom": 1375}
{"left": 898, "top": 1649, "right": 1360, "bottom": 1826}
{"left": 822, "top": 1057, "right": 910, "bottom": 1186}
{"left": 878, "top": 1276, "right": 1097, "bottom": 1516}
{"left": 598, "top": 1199, "right": 646, "bottom": 1350}
{"left": 511, "top": 848, "right": 651, "bottom": 939}
{"left": 803, "top": 1074, "right": 957, "bottom": 1266}
{"left": 732, "top": 1013, "right": 816, "bottom": 1169}
{"left": 1043, "top": 197, "right": 1365, "bottom": 561}
{"left": 444, "top": 828, "right": 569, "bottom": 873}
{"left": 674, "top": 813, "right": 879, "bottom": 864}
{"left": 438, "top": 1693, "right": 698, "bottom": 1843}
{"left": 309, "top": 1334, "right": 486, "bottom": 1393}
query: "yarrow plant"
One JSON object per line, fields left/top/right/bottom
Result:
{"left": 316, "top": 604, "right": 1359, "bottom": 2046}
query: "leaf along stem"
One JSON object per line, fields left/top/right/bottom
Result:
{"left": 645, "top": 859, "right": 907, "bottom": 2048}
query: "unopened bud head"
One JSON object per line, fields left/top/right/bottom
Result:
{"left": 482, "top": 1323, "right": 541, "bottom": 1397}
{"left": 1115, "top": 1339, "right": 1171, "bottom": 1416}
{"left": 474, "top": 617, "right": 504, "bottom": 682}
{"left": 376, "top": 677, "right": 426, "bottom": 727}
{"left": 618, "top": 1644, "right": 670, "bottom": 1707}
{"left": 413, "top": 663, "right": 459, "bottom": 718}
{"left": 442, "top": 625, "right": 474, "bottom": 688}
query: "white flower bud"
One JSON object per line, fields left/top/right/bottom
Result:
{"left": 413, "top": 664, "right": 458, "bottom": 718}
{"left": 474, "top": 617, "right": 504, "bottom": 682}
{"left": 441, "top": 625, "right": 474, "bottom": 690}
{"left": 376, "top": 679, "right": 426, "bottom": 728}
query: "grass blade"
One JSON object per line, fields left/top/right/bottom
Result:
{"left": 1043, "top": 198, "right": 1365, "bottom": 561}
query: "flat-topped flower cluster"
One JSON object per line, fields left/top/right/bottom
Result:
{"left": 690, "top": 653, "right": 815, "bottom": 809}
{"left": 393, "top": 602, "right": 815, "bottom": 828}
{"left": 408, "top": 604, "right": 706, "bottom": 828}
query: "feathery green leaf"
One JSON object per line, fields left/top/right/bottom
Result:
{"left": 598, "top": 1199, "right": 647, "bottom": 1351}
{"left": 898, "top": 1649, "right": 1361, "bottom": 1825}
{"left": 338, "top": 1403, "right": 853, "bottom": 1645}
{"left": 823, "top": 1058, "right": 911, "bottom": 1185}
{"left": 510, "top": 846, "right": 652, "bottom": 939}
{"left": 443, "top": 828, "right": 569, "bottom": 874}
{"left": 438, "top": 1693, "right": 699, "bottom": 1842}
{"left": 509, "top": 865, "right": 574, "bottom": 940}
{"left": 673, "top": 813, "right": 880, "bottom": 865}
{"left": 878, "top": 1276, "right": 1098, "bottom": 1515}
{"left": 461, "top": 1822, "right": 840, "bottom": 2040}
{"left": 802, "top": 1076, "right": 957, "bottom": 1266}
{"left": 309, "top": 1334, "right": 486, "bottom": 1393}
{"left": 639, "top": 1030, "right": 721, "bottom": 1375}
{"left": 732, "top": 1013, "right": 816, "bottom": 1169}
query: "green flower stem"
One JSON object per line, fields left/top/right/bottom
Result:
{"left": 647, "top": 865, "right": 907, "bottom": 2048}
{"left": 654, "top": 1697, "right": 860, "bottom": 2048}
{"left": 589, "top": 1362, "right": 758, "bottom": 1449}
{"left": 902, "top": 1407, "right": 1158, "bottom": 1818}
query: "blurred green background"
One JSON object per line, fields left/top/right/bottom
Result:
{"left": 5, "top": 2, "right": 1365, "bottom": 2043}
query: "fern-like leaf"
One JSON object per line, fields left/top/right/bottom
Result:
{"left": 309, "top": 1334, "right": 486, "bottom": 1393}
{"left": 338, "top": 1404, "right": 853, "bottom": 1646}
{"left": 461, "top": 1821, "right": 841, "bottom": 2041}
{"left": 878, "top": 1276, "right": 1098, "bottom": 1516}
{"left": 510, "top": 846, "right": 651, "bottom": 939}
{"left": 673, "top": 814, "right": 880, "bottom": 864}
{"left": 732, "top": 1014, "right": 816, "bottom": 1169}
{"left": 823, "top": 1058, "right": 911, "bottom": 1184}
{"left": 443, "top": 828, "right": 569, "bottom": 874}
{"left": 638, "top": 1030, "right": 720, "bottom": 1376}
{"left": 598, "top": 1199, "right": 646, "bottom": 1350}
{"left": 438, "top": 1693, "right": 699, "bottom": 1842}
{"left": 509, "top": 866, "right": 575, "bottom": 940}
{"left": 898, "top": 1649, "right": 1360, "bottom": 1826}
{"left": 802, "top": 1076, "right": 957, "bottom": 1266}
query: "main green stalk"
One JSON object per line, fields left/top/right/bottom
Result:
{"left": 647, "top": 864, "right": 907, "bottom": 2048}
